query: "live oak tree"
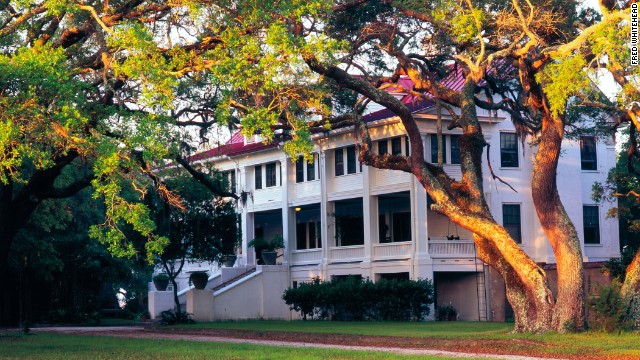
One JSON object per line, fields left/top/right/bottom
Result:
{"left": 0, "top": 0, "right": 631, "bottom": 333}
{"left": 0, "top": 0, "right": 243, "bottom": 268}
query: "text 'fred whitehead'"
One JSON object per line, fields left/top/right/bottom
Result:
{"left": 632, "top": 3, "right": 638, "bottom": 65}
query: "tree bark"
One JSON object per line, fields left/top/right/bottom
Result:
{"left": 474, "top": 235, "right": 553, "bottom": 332}
{"left": 531, "top": 113, "right": 585, "bottom": 331}
{"left": 623, "top": 250, "right": 640, "bottom": 298}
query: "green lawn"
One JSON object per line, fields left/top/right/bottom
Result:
{"left": 172, "top": 320, "right": 640, "bottom": 358}
{"left": 177, "top": 320, "right": 511, "bottom": 339}
{"left": 0, "top": 333, "right": 475, "bottom": 359}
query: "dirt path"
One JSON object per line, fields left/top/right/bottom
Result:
{"left": 32, "top": 326, "right": 568, "bottom": 359}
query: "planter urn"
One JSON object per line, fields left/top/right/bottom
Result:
{"left": 190, "top": 272, "right": 209, "bottom": 290}
{"left": 261, "top": 250, "right": 277, "bottom": 265}
{"left": 223, "top": 255, "right": 237, "bottom": 267}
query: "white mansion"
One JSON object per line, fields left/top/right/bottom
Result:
{"left": 149, "top": 76, "right": 620, "bottom": 322}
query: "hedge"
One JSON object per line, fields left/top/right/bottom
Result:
{"left": 282, "top": 276, "right": 434, "bottom": 321}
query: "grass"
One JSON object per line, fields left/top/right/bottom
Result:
{"left": 0, "top": 333, "right": 477, "bottom": 359}
{"left": 171, "top": 320, "right": 640, "bottom": 358}
{"left": 176, "top": 320, "right": 511, "bottom": 339}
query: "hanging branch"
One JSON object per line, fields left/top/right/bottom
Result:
{"left": 486, "top": 144, "right": 518, "bottom": 193}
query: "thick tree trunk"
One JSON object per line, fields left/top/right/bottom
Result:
{"left": 623, "top": 251, "right": 640, "bottom": 297}
{"left": 474, "top": 235, "right": 553, "bottom": 332}
{"left": 531, "top": 114, "right": 585, "bottom": 331}
{"left": 623, "top": 251, "right": 640, "bottom": 328}
{"left": 0, "top": 200, "right": 39, "bottom": 269}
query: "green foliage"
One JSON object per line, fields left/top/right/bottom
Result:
{"left": 248, "top": 235, "right": 285, "bottom": 252}
{"left": 535, "top": 56, "right": 591, "bottom": 117}
{"left": 153, "top": 273, "right": 170, "bottom": 281}
{"left": 282, "top": 277, "right": 434, "bottom": 321}
{"left": 159, "top": 310, "right": 195, "bottom": 326}
{"left": 588, "top": 281, "right": 631, "bottom": 333}
{"left": 437, "top": 304, "right": 457, "bottom": 321}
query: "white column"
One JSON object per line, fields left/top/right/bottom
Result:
{"left": 280, "top": 157, "right": 290, "bottom": 266}
{"left": 239, "top": 167, "right": 255, "bottom": 267}
{"left": 413, "top": 138, "right": 433, "bottom": 281}
{"left": 319, "top": 151, "right": 329, "bottom": 278}
{"left": 361, "top": 164, "right": 373, "bottom": 278}
{"left": 414, "top": 178, "right": 429, "bottom": 257}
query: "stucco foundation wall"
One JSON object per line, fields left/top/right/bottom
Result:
{"left": 148, "top": 291, "right": 174, "bottom": 319}
{"left": 213, "top": 266, "right": 291, "bottom": 320}
{"left": 487, "top": 262, "right": 612, "bottom": 323}
{"left": 434, "top": 272, "right": 481, "bottom": 321}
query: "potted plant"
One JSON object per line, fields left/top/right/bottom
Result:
{"left": 249, "top": 235, "right": 284, "bottom": 265}
{"left": 152, "top": 273, "right": 170, "bottom": 291}
{"left": 437, "top": 304, "right": 457, "bottom": 321}
{"left": 189, "top": 271, "right": 209, "bottom": 290}
{"left": 222, "top": 254, "right": 237, "bottom": 267}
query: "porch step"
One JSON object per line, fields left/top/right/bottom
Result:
{"left": 211, "top": 267, "right": 257, "bottom": 292}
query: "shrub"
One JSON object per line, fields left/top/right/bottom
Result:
{"left": 159, "top": 310, "right": 195, "bottom": 325}
{"left": 588, "top": 281, "right": 631, "bottom": 333}
{"left": 152, "top": 273, "right": 169, "bottom": 281}
{"left": 437, "top": 304, "right": 457, "bottom": 321}
{"left": 282, "top": 277, "right": 434, "bottom": 321}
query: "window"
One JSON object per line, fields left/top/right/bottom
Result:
{"left": 335, "top": 198, "right": 364, "bottom": 246}
{"left": 502, "top": 204, "right": 522, "bottom": 243}
{"left": 378, "top": 192, "right": 411, "bottom": 243}
{"left": 266, "top": 162, "right": 277, "bottom": 187}
{"left": 221, "top": 170, "right": 236, "bottom": 192}
{"left": 500, "top": 133, "right": 519, "bottom": 168}
{"left": 430, "top": 134, "right": 447, "bottom": 164}
{"left": 296, "top": 221, "right": 321, "bottom": 250}
{"left": 405, "top": 136, "right": 410, "bottom": 156}
{"left": 335, "top": 148, "right": 344, "bottom": 176}
{"left": 580, "top": 136, "right": 597, "bottom": 171}
{"left": 296, "top": 156, "right": 304, "bottom": 183}
{"left": 391, "top": 137, "right": 402, "bottom": 155}
{"left": 379, "top": 272, "right": 410, "bottom": 282}
{"left": 378, "top": 140, "right": 388, "bottom": 155}
{"left": 450, "top": 135, "right": 460, "bottom": 165}
{"left": 307, "top": 155, "right": 316, "bottom": 181}
{"left": 295, "top": 205, "right": 322, "bottom": 249}
{"left": 392, "top": 212, "right": 411, "bottom": 242}
{"left": 229, "top": 170, "right": 236, "bottom": 192}
{"left": 583, "top": 205, "right": 600, "bottom": 244}
{"left": 255, "top": 165, "right": 262, "bottom": 190}
{"left": 347, "top": 146, "right": 357, "bottom": 174}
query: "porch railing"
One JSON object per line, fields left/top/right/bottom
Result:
{"left": 428, "top": 240, "right": 476, "bottom": 258}
{"left": 329, "top": 245, "right": 364, "bottom": 263}
{"left": 290, "top": 248, "right": 322, "bottom": 265}
{"left": 373, "top": 242, "right": 413, "bottom": 260}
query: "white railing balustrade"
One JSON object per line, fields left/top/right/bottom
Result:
{"left": 428, "top": 240, "right": 476, "bottom": 258}
{"left": 329, "top": 245, "right": 365, "bottom": 262}
{"left": 290, "top": 249, "right": 322, "bottom": 265}
{"left": 373, "top": 242, "right": 412, "bottom": 260}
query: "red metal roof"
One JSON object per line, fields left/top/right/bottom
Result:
{"left": 188, "top": 69, "right": 473, "bottom": 162}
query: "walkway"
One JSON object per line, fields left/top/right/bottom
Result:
{"left": 33, "top": 326, "right": 563, "bottom": 360}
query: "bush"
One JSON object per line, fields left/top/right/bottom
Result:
{"left": 282, "top": 277, "right": 434, "bottom": 321}
{"left": 437, "top": 304, "right": 457, "bottom": 321}
{"left": 152, "top": 273, "right": 169, "bottom": 281}
{"left": 588, "top": 281, "right": 631, "bottom": 333}
{"left": 158, "top": 310, "right": 195, "bottom": 325}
